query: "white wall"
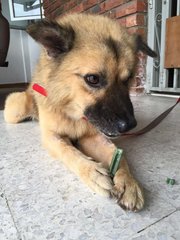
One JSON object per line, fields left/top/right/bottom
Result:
{"left": 0, "top": 30, "right": 40, "bottom": 84}
{"left": 27, "top": 36, "right": 41, "bottom": 77}
{"left": 0, "top": 0, "right": 41, "bottom": 85}
{"left": 0, "top": 29, "right": 27, "bottom": 84}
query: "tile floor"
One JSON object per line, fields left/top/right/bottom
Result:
{"left": 0, "top": 95, "right": 179, "bottom": 240}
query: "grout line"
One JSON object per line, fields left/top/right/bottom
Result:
{"left": 2, "top": 191, "right": 23, "bottom": 240}
{"left": 137, "top": 209, "right": 178, "bottom": 234}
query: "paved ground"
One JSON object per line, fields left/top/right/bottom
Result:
{"left": 0, "top": 95, "right": 180, "bottom": 240}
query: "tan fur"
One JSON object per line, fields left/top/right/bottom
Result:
{"left": 4, "top": 14, "right": 144, "bottom": 211}
{"left": 4, "top": 91, "right": 36, "bottom": 123}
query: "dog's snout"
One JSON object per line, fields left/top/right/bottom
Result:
{"left": 117, "top": 120, "right": 127, "bottom": 133}
{"left": 129, "top": 117, "right": 137, "bottom": 129}
{"left": 117, "top": 117, "right": 137, "bottom": 133}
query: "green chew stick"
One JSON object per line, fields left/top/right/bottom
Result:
{"left": 110, "top": 148, "right": 123, "bottom": 177}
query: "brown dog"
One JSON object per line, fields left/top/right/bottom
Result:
{"left": 4, "top": 14, "right": 156, "bottom": 211}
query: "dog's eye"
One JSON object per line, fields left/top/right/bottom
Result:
{"left": 84, "top": 74, "right": 100, "bottom": 88}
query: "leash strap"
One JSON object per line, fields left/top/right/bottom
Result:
{"left": 110, "top": 98, "right": 179, "bottom": 177}
{"left": 121, "top": 97, "right": 180, "bottom": 136}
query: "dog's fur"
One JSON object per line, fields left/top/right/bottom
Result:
{"left": 4, "top": 14, "right": 156, "bottom": 211}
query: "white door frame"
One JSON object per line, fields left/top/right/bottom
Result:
{"left": 146, "top": 0, "right": 180, "bottom": 93}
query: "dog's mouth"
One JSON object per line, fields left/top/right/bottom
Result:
{"left": 101, "top": 130, "right": 120, "bottom": 138}
{"left": 83, "top": 117, "right": 137, "bottom": 138}
{"left": 82, "top": 115, "right": 121, "bottom": 138}
{"left": 83, "top": 113, "right": 137, "bottom": 138}
{"left": 84, "top": 95, "right": 137, "bottom": 138}
{"left": 99, "top": 119, "right": 137, "bottom": 138}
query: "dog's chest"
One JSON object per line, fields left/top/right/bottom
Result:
{"left": 54, "top": 116, "right": 94, "bottom": 139}
{"left": 39, "top": 107, "right": 96, "bottom": 139}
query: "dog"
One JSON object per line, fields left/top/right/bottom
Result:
{"left": 4, "top": 13, "right": 156, "bottom": 211}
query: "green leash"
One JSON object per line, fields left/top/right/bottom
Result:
{"left": 109, "top": 148, "right": 123, "bottom": 177}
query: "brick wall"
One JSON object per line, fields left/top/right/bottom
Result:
{"left": 43, "top": 0, "right": 148, "bottom": 94}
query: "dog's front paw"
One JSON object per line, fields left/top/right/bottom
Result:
{"left": 111, "top": 169, "right": 144, "bottom": 211}
{"left": 81, "top": 162, "right": 113, "bottom": 197}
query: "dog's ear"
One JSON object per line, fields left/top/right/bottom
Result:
{"left": 27, "top": 20, "right": 75, "bottom": 58}
{"left": 136, "top": 35, "right": 157, "bottom": 58}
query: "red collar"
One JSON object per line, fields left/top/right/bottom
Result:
{"left": 32, "top": 83, "right": 47, "bottom": 97}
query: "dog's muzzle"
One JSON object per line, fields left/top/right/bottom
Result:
{"left": 84, "top": 84, "right": 137, "bottom": 138}
{"left": 102, "top": 117, "right": 137, "bottom": 138}
{"left": 84, "top": 106, "right": 137, "bottom": 138}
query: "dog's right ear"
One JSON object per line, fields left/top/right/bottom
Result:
{"left": 136, "top": 35, "right": 157, "bottom": 58}
{"left": 27, "top": 20, "right": 75, "bottom": 58}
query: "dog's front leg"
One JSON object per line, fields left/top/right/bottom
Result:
{"left": 79, "top": 134, "right": 144, "bottom": 211}
{"left": 40, "top": 128, "right": 113, "bottom": 197}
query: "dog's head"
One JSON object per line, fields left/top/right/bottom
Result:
{"left": 27, "top": 14, "right": 156, "bottom": 137}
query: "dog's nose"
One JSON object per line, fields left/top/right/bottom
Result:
{"left": 129, "top": 118, "right": 137, "bottom": 129}
{"left": 117, "top": 120, "right": 127, "bottom": 133}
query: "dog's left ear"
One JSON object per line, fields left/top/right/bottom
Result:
{"left": 136, "top": 35, "right": 157, "bottom": 58}
{"left": 27, "top": 20, "right": 75, "bottom": 58}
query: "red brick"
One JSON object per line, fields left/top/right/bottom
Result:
{"left": 49, "top": 12, "right": 55, "bottom": 19}
{"left": 86, "top": 4, "right": 103, "bottom": 14}
{"left": 117, "top": 14, "right": 146, "bottom": 28}
{"left": 82, "top": 0, "right": 99, "bottom": 11}
{"left": 47, "top": 1, "right": 64, "bottom": 14}
{"left": 137, "top": 0, "right": 147, "bottom": 12}
{"left": 98, "top": 2, "right": 106, "bottom": 14}
{"left": 60, "top": 0, "right": 78, "bottom": 12}
{"left": 53, "top": 6, "right": 65, "bottom": 18}
{"left": 68, "top": 3, "right": 84, "bottom": 13}
{"left": 104, "top": 9, "right": 116, "bottom": 19}
{"left": 46, "top": 0, "right": 59, "bottom": 8}
{"left": 117, "top": 17, "right": 126, "bottom": 27}
{"left": 105, "top": 0, "right": 126, "bottom": 11}
{"left": 127, "top": 26, "right": 147, "bottom": 39}
{"left": 125, "top": 13, "right": 145, "bottom": 27}
{"left": 116, "top": 0, "right": 147, "bottom": 19}
{"left": 43, "top": 0, "right": 50, "bottom": 9}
